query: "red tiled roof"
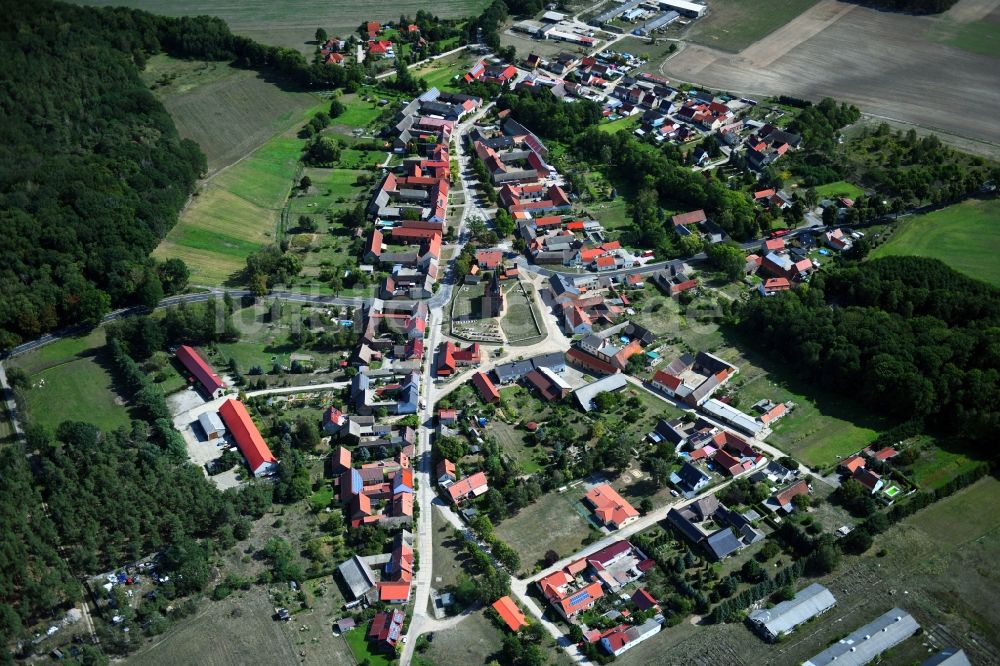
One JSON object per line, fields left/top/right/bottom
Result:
{"left": 492, "top": 596, "right": 527, "bottom": 632}
{"left": 774, "top": 479, "right": 808, "bottom": 507}
{"left": 671, "top": 210, "right": 707, "bottom": 227}
{"left": 447, "top": 471, "right": 489, "bottom": 503}
{"left": 566, "top": 347, "right": 618, "bottom": 375}
{"left": 632, "top": 588, "right": 658, "bottom": 611}
{"left": 872, "top": 447, "right": 898, "bottom": 461}
{"left": 840, "top": 455, "right": 866, "bottom": 473}
{"left": 471, "top": 371, "right": 500, "bottom": 403}
{"left": 176, "top": 345, "right": 225, "bottom": 395}
{"left": 378, "top": 581, "right": 411, "bottom": 602}
{"left": 584, "top": 484, "right": 639, "bottom": 528}
{"left": 218, "top": 399, "right": 276, "bottom": 475}
{"left": 713, "top": 449, "right": 742, "bottom": 476}
{"left": 651, "top": 370, "right": 682, "bottom": 391}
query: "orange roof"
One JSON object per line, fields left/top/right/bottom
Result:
{"left": 584, "top": 484, "right": 638, "bottom": 528}
{"left": 471, "top": 371, "right": 500, "bottom": 403}
{"left": 580, "top": 247, "right": 603, "bottom": 262}
{"left": 559, "top": 581, "right": 604, "bottom": 616}
{"left": 378, "top": 582, "right": 411, "bottom": 602}
{"left": 595, "top": 255, "right": 616, "bottom": 268}
{"left": 841, "top": 454, "right": 866, "bottom": 473}
{"left": 492, "top": 596, "right": 527, "bottom": 632}
{"left": 218, "top": 400, "right": 276, "bottom": 474}
{"left": 335, "top": 446, "right": 351, "bottom": 470}
{"left": 176, "top": 345, "right": 225, "bottom": 394}
{"left": 538, "top": 570, "right": 572, "bottom": 599}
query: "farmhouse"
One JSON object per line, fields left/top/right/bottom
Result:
{"left": 584, "top": 483, "right": 640, "bottom": 530}
{"left": 701, "top": 398, "right": 766, "bottom": 437}
{"left": 436, "top": 459, "right": 457, "bottom": 486}
{"left": 175, "top": 345, "right": 226, "bottom": 398}
{"left": 524, "top": 368, "right": 571, "bottom": 402}
{"left": 218, "top": 399, "right": 277, "bottom": 477}
{"left": 667, "top": 495, "right": 764, "bottom": 560}
{"left": 803, "top": 608, "right": 919, "bottom": 666}
{"left": 650, "top": 352, "right": 738, "bottom": 407}
{"left": 653, "top": 264, "right": 698, "bottom": 296}
{"left": 766, "top": 479, "right": 810, "bottom": 513}
{"left": 367, "top": 609, "right": 405, "bottom": 652}
{"left": 748, "top": 583, "right": 837, "bottom": 641}
{"left": 435, "top": 342, "right": 481, "bottom": 376}
{"left": 471, "top": 371, "right": 501, "bottom": 403}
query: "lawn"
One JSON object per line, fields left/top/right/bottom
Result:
{"left": 911, "top": 476, "right": 1000, "bottom": 544}
{"left": 905, "top": 441, "right": 984, "bottom": 491}
{"left": 500, "top": 282, "right": 544, "bottom": 346}
{"left": 811, "top": 180, "right": 865, "bottom": 200}
{"left": 730, "top": 360, "right": 893, "bottom": 470}
{"left": 343, "top": 625, "right": 395, "bottom": 666}
{"left": 587, "top": 198, "right": 631, "bottom": 231}
{"left": 684, "top": 0, "right": 820, "bottom": 53}
{"left": 331, "top": 93, "right": 395, "bottom": 130}
{"left": 142, "top": 54, "right": 322, "bottom": 173}
{"left": 599, "top": 115, "right": 640, "bottom": 134}
{"left": 11, "top": 329, "right": 131, "bottom": 434}
{"left": 494, "top": 489, "right": 596, "bottom": 570}
{"left": 871, "top": 198, "right": 1000, "bottom": 287}
{"left": 487, "top": 420, "right": 546, "bottom": 474}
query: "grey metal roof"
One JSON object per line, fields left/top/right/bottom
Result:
{"left": 531, "top": 352, "right": 566, "bottom": 371}
{"left": 337, "top": 555, "right": 376, "bottom": 600}
{"left": 573, "top": 374, "right": 628, "bottom": 412}
{"left": 705, "top": 528, "right": 742, "bottom": 560}
{"left": 749, "top": 583, "right": 836, "bottom": 639}
{"left": 804, "top": 608, "right": 920, "bottom": 666}
{"left": 494, "top": 360, "right": 535, "bottom": 383}
{"left": 920, "top": 648, "right": 971, "bottom": 666}
{"left": 666, "top": 508, "right": 705, "bottom": 545}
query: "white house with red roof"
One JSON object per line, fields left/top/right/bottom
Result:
{"left": 584, "top": 484, "right": 639, "bottom": 530}
{"left": 446, "top": 471, "right": 489, "bottom": 504}
{"left": 600, "top": 619, "right": 662, "bottom": 657}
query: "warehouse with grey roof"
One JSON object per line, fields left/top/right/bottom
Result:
{"left": 803, "top": 608, "right": 919, "bottom": 666}
{"left": 748, "top": 583, "right": 836, "bottom": 640}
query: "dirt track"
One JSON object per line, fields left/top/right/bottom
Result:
{"left": 661, "top": 0, "right": 1000, "bottom": 158}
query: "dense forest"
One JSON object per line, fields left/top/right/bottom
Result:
{"left": 735, "top": 256, "right": 1000, "bottom": 443}
{"left": 854, "top": 0, "right": 959, "bottom": 14}
{"left": 0, "top": 0, "right": 365, "bottom": 350}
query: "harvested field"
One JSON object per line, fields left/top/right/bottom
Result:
{"left": 127, "top": 588, "right": 298, "bottom": 666}
{"left": 74, "top": 0, "right": 488, "bottom": 53}
{"left": 142, "top": 55, "right": 322, "bottom": 173}
{"left": 662, "top": 0, "right": 1000, "bottom": 157}
{"left": 685, "top": 0, "right": 820, "bottom": 53}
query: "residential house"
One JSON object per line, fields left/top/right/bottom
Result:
{"left": 852, "top": 467, "right": 884, "bottom": 494}
{"left": 323, "top": 406, "right": 347, "bottom": 434}
{"left": 338, "top": 555, "right": 377, "bottom": 603}
{"left": 670, "top": 461, "right": 710, "bottom": 497}
{"left": 491, "top": 596, "right": 527, "bottom": 632}
{"left": 653, "top": 264, "right": 698, "bottom": 296}
{"left": 367, "top": 609, "right": 405, "bottom": 652}
{"left": 584, "top": 483, "right": 640, "bottom": 530}
{"left": 436, "top": 459, "right": 457, "bottom": 486}
{"left": 600, "top": 619, "right": 662, "bottom": 657}
{"left": 446, "top": 471, "right": 489, "bottom": 504}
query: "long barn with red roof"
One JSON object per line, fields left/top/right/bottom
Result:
{"left": 218, "top": 399, "right": 278, "bottom": 477}
{"left": 176, "top": 345, "right": 226, "bottom": 398}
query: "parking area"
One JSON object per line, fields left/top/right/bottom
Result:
{"left": 173, "top": 395, "right": 244, "bottom": 491}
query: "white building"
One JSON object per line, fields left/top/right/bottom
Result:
{"left": 198, "top": 411, "right": 226, "bottom": 440}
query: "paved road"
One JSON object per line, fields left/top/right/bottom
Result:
{"left": 244, "top": 381, "right": 349, "bottom": 398}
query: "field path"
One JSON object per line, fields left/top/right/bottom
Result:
{"left": 735, "top": 0, "right": 856, "bottom": 69}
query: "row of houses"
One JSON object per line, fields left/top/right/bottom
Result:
{"left": 352, "top": 298, "right": 427, "bottom": 367}
{"left": 337, "top": 530, "right": 415, "bottom": 612}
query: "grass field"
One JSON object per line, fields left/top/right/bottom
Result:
{"left": 871, "top": 198, "right": 1000, "bottom": 287}
{"left": 11, "top": 329, "right": 132, "bottom": 434}
{"left": 495, "top": 489, "right": 595, "bottom": 570}
{"left": 142, "top": 55, "right": 322, "bottom": 173}
{"left": 74, "top": 0, "right": 488, "bottom": 53}
{"left": 733, "top": 372, "right": 891, "bottom": 469}
{"left": 905, "top": 442, "right": 984, "bottom": 491}
{"left": 154, "top": 112, "right": 323, "bottom": 285}
{"left": 684, "top": 0, "right": 819, "bottom": 52}
{"left": 415, "top": 609, "right": 505, "bottom": 666}
{"left": 500, "top": 282, "right": 543, "bottom": 345}
{"left": 811, "top": 180, "right": 865, "bottom": 200}
{"left": 128, "top": 588, "right": 298, "bottom": 666}
{"left": 927, "top": 15, "right": 1000, "bottom": 58}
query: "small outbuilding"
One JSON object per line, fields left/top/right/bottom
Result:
{"left": 198, "top": 411, "right": 226, "bottom": 440}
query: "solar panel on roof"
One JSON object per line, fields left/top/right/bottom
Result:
{"left": 569, "top": 590, "right": 591, "bottom": 606}
{"left": 388, "top": 625, "right": 400, "bottom": 641}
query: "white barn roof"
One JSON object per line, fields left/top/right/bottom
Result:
{"left": 749, "top": 583, "right": 836, "bottom": 639}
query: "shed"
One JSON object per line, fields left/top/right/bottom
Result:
{"left": 198, "top": 411, "right": 226, "bottom": 440}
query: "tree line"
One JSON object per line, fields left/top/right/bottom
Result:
{"left": 0, "top": 0, "right": 369, "bottom": 351}
{"left": 734, "top": 255, "right": 1000, "bottom": 444}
